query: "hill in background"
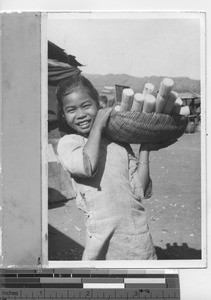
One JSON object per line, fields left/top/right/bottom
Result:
{"left": 83, "top": 73, "right": 200, "bottom": 95}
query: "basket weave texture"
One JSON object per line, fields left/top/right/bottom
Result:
{"left": 104, "top": 111, "right": 188, "bottom": 144}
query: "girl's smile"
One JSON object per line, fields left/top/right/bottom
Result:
{"left": 62, "top": 87, "right": 98, "bottom": 135}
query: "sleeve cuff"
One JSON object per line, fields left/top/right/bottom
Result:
{"left": 83, "top": 150, "right": 97, "bottom": 177}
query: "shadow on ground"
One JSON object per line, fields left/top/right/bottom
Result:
{"left": 155, "top": 243, "right": 201, "bottom": 260}
{"left": 48, "top": 224, "right": 84, "bottom": 260}
{"left": 48, "top": 188, "right": 75, "bottom": 209}
{"left": 48, "top": 225, "right": 201, "bottom": 261}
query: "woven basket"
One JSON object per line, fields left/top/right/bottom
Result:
{"left": 104, "top": 111, "right": 188, "bottom": 144}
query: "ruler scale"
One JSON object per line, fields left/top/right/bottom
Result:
{"left": 0, "top": 269, "right": 180, "bottom": 299}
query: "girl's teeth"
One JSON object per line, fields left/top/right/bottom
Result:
{"left": 79, "top": 121, "right": 89, "bottom": 126}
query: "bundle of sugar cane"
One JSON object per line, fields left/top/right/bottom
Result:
{"left": 155, "top": 78, "right": 174, "bottom": 113}
{"left": 171, "top": 97, "right": 183, "bottom": 115}
{"left": 143, "top": 94, "right": 156, "bottom": 113}
{"left": 131, "top": 93, "right": 145, "bottom": 112}
{"left": 120, "top": 88, "right": 134, "bottom": 111}
{"left": 143, "top": 83, "right": 155, "bottom": 96}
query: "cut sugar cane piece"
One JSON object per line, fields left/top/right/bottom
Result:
{"left": 114, "top": 105, "right": 121, "bottom": 112}
{"left": 159, "top": 78, "right": 174, "bottom": 98}
{"left": 131, "top": 93, "right": 145, "bottom": 112}
{"left": 143, "top": 83, "right": 155, "bottom": 96}
{"left": 155, "top": 93, "right": 167, "bottom": 113}
{"left": 143, "top": 94, "right": 156, "bottom": 113}
{"left": 162, "top": 91, "right": 178, "bottom": 114}
{"left": 180, "top": 106, "right": 190, "bottom": 116}
{"left": 171, "top": 97, "right": 183, "bottom": 115}
{"left": 120, "top": 88, "right": 134, "bottom": 111}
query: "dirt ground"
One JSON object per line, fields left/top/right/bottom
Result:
{"left": 48, "top": 131, "right": 202, "bottom": 260}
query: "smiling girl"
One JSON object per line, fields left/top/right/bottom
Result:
{"left": 56, "top": 75, "right": 157, "bottom": 260}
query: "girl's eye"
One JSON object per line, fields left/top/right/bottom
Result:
{"left": 66, "top": 109, "right": 75, "bottom": 113}
{"left": 83, "top": 104, "right": 91, "bottom": 109}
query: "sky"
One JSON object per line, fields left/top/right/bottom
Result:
{"left": 47, "top": 13, "right": 203, "bottom": 80}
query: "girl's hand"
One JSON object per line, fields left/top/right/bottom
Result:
{"left": 83, "top": 107, "right": 113, "bottom": 176}
{"left": 93, "top": 107, "right": 113, "bottom": 131}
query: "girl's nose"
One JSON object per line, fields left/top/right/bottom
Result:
{"left": 76, "top": 108, "right": 86, "bottom": 119}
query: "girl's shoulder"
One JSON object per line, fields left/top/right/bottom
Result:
{"left": 57, "top": 134, "right": 87, "bottom": 153}
{"left": 59, "top": 133, "right": 86, "bottom": 144}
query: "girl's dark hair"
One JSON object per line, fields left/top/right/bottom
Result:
{"left": 56, "top": 74, "right": 99, "bottom": 109}
{"left": 55, "top": 75, "right": 99, "bottom": 135}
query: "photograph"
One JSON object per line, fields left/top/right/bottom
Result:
{"left": 0, "top": 3, "right": 210, "bottom": 299}
{"left": 47, "top": 11, "right": 206, "bottom": 267}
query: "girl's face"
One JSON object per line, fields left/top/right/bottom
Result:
{"left": 62, "top": 87, "right": 98, "bottom": 135}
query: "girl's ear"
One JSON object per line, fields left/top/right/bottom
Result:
{"left": 99, "top": 102, "right": 107, "bottom": 109}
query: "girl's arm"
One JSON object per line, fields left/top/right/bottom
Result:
{"left": 83, "top": 107, "right": 113, "bottom": 174}
{"left": 137, "top": 146, "right": 150, "bottom": 193}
